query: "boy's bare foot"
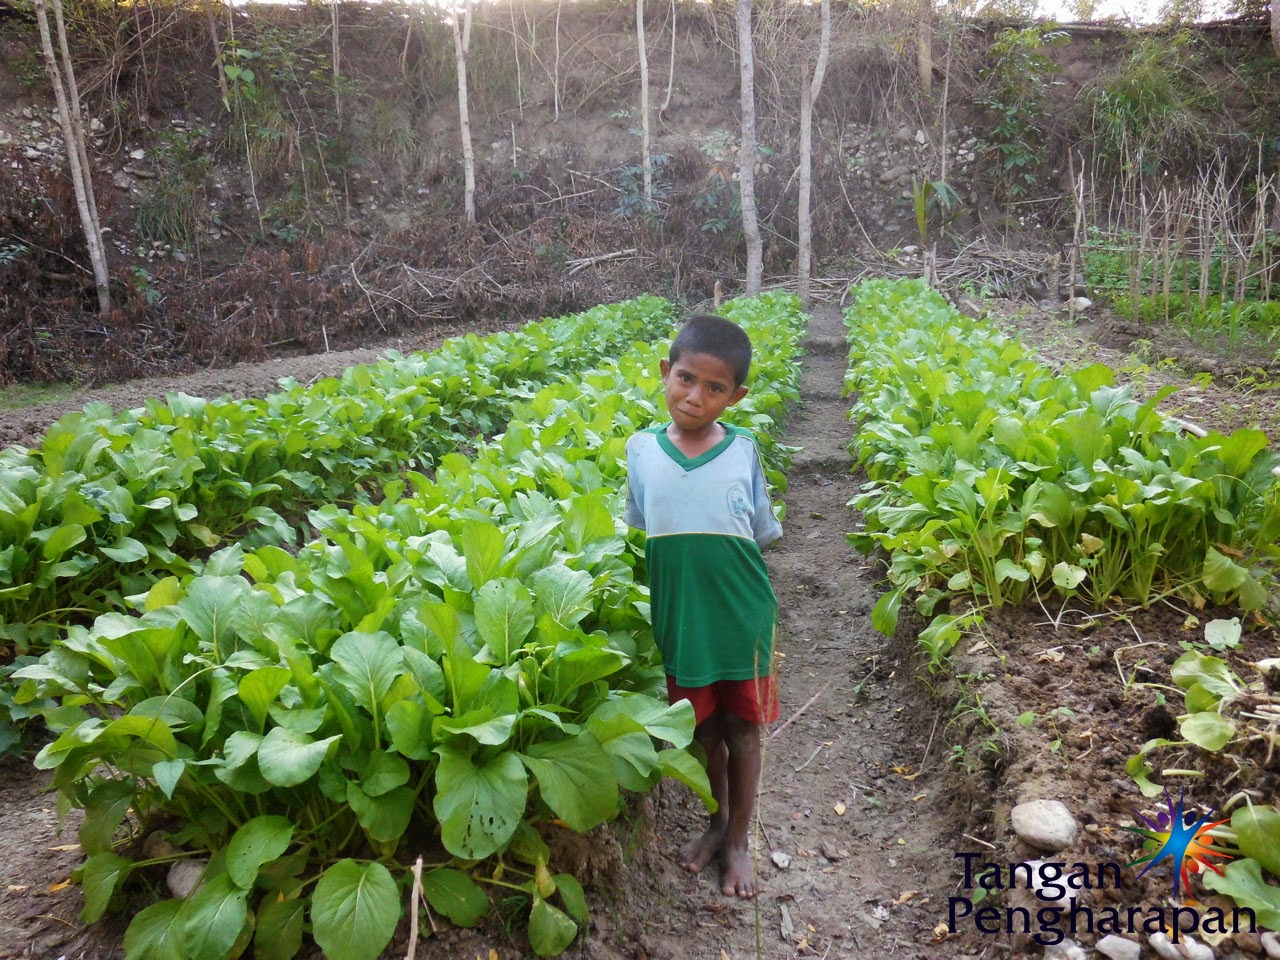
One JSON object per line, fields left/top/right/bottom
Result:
{"left": 720, "top": 841, "right": 757, "bottom": 898}
{"left": 679, "top": 826, "right": 725, "bottom": 873}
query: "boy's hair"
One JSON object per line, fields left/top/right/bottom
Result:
{"left": 669, "top": 314, "right": 752, "bottom": 387}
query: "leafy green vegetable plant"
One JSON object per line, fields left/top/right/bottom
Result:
{"left": 0, "top": 298, "right": 675, "bottom": 750}
{"left": 843, "top": 279, "right": 1280, "bottom": 667}
{"left": 13, "top": 293, "right": 806, "bottom": 958}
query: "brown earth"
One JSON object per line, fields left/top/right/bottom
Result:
{"left": 0, "top": 295, "right": 1278, "bottom": 960}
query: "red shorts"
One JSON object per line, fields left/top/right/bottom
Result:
{"left": 666, "top": 675, "right": 779, "bottom": 726}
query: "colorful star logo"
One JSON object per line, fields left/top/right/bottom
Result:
{"left": 1124, "top": 789, "right": 1235, "bottom": 899}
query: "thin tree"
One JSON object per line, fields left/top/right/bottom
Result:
{"left": 917, "top": 0, "right": 933, "bottom": 99}
{"left": 736, "top": 0, "right": 762, "bottom": 295}
{"left": 451, "top": 0, "right": 476, "bottom": 223}
{"left": 1272, "top": 0, "right": 1279, "bottom": 61}
{"left": 796, "top": 0, "right": 831, "bottom": 309}
{"left": 660, "top": 0, "right": 676, "bottom": 115}
{"left": 34, "top": 0, "right": 110, "bottom": 318}
{"left": 637, "top": 0, "right": 653, "bottom": 208}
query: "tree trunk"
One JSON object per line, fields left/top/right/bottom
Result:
{"left": 736, "top": 0, "right": 762, "bottom": 296}
{"left": 797, "top": 0, "right": 831, "bottom": 310}
{"left": 917, "top": 0, "right": 933, "bottom": 99}
{"left": 34, "top": 0, "right": 110, "bottom": 318}
{"left": 553, "top": 0, "right": 563, "bottom": 121}
{"left": 637, "top": 0, "right": 652, "bottom": 208}
{"left": 661, "top": 0, "right": 676, "bottom": 115}
{"left": 452, "top": 0, "right": 476, "bottom": 223}
{"left": 1272, "top": 0, "right": 1279, "bottom": 61}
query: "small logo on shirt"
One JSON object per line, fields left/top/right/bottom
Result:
{"left": 727, "top": 484, "right": 751, "bottom": 519}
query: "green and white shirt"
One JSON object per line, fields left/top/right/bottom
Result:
{"left": 623, "top": 424, "right": 782, "bottom": 686}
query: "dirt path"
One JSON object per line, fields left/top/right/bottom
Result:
{"left": 630, "top": 304, "right": 973, "bottom": 960}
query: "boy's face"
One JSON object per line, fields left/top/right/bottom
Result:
{"left": 660, "top": 351, "right": 748, "bottom": 434}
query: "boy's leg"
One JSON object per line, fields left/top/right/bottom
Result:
{"left": 680, "top": 712, "right": 729, "bottom": 873}
{"left": 719, "top": 711, "right": 763, "bottom": 898}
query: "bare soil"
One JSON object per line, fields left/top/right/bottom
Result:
{"left": 1, "top": 297, "right": 1277, "bottom": 960}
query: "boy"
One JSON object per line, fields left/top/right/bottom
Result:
{"left": 623, "top": 314, "right": 782, "bottom": 899}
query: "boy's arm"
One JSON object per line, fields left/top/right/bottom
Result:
{"left": 749, "top": 449, "right": 782, "bottom": 547}
{"left": 623, "top": 436, "right": 646, "bottom": 530}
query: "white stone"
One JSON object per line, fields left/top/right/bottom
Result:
{"left": 130, "top": 148, "right": 145, "bottom": 159}
{"left": 1149, "top": 932, "right": 1184, "bottom": 960}
{"left": 1043, "top": 939, "right": 1085, "bottom": 960}
{"left": 1260, "top": 932, "right": 1280, "bottom": 960}
{"left": 166, "top": 859, "right": 206, "bottom": 899}
{"left": 1022, "top": 860, "right": 1079, "bottom": 912}
{"left": 89, "top": 117, "right": 104, "bottom": 133}
{"left": 771, "top": 850, "right": 791, "bottom": 869}
{"left": 915, "top": 128, "right": 928, "bottom": 144}
{"left": 1178, "top": 934, "right": 1214, "bottom": 960}
{"left": 1096, "top": 934, "right": 1142, "bottom": 960}
{"left": 1010, "top": 799, "right": 1077, "bottom": 852}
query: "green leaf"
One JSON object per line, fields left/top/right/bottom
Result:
{"left": 385, "top": 698, "right": 434, "bottom": 760}
{"left": 553, "top": 873, "right": 589, "bottom": 926}
{"left": 257, "top": 727, "right": 339, "bottom": 787}
{"left": 433, "top": 744, "right": 527, "bottom": 859}
{"left": 591, "top": 695, "right": 696, "bottom": 748}
{"left": 347, "top": 783, "right": 415, "bottom": 844}
{"left": 994, "top": 558, "right": 1029, "bottom": 583}
{"left": 102, "top": 537, "right": 149, "bottom": 563}
{"left": 152, "top": 758, "right": 185, "bottom": 800}
{"left": 1202, "top": 858, "right": 1280, "bottom": 928}
{"left": 1171, "top": 651, "right": 1241, "bottom": 702}
{"left": 507, "top": 821, "right": 551, "bottom": 867}
{"left": 420, "top": 868, "right": 490, "bottom": 927}
{"left": 521, "top": 733, "right": 618, "bottom": 832}
{"left": 178, "top": 873, "right": 249, "bottom": 960}
{"left": 1204, "top": 618, "right": 1242, "bottom": 650}
{"left": 330, "top": 631, "right": 403, "bottom": 714}
{"left": 585, "top": 712, "right": 660, "bottom": 791}
{"left": 871, "top": 588, "right": 902, "bottom": 636}
{"left": 474, "top": 578, "right": 536, "bottom": 663}
{"left": 1125, "top": 748, "right": 1165, "bottom": 798}
{"left": 1051, "top": 562, "right": 1086, "bottom": 590}
{"left": 528, "top": 897, "right": 579, "bottom": 956}
{"left": 529, "top": 565, "right": 595, "bottom": 628}
{"left": 227, "top": 816, "right": 294, "bottom": 890}
{"left": 179, "top": 576, "right": 250, "bottom": 650}
{"left": 238, "top": 667, "right": 291, "bottom": 730}
{"left": 360, "top": 750, "right": 411, "bottom": 797}
{"left": 124, "top": 899, "right": 185, "bottom": 960}
{"left": 41, "top": 522, "right": 86, "bottom": 561}
{"left": 1203, "top": 546, "right": 1248, "bottom": 593}
{"left": 657, "top": 747, "right": 716, "bottom": 812}
{"left": 311, "top": 860, "right": 400, "bottom": 960}
{"left": 1178, "top": 711, "right": 1235, "bottom": 751}
{"left": 81, "top": 852, "right": 132, "bottom": 923}
{"left": 253, "top": 896, "right": 305, "bottom": 960}
{"left": 1231, "top": 806, "right": 1280, "bottom": 878}
{"left": 460, "top": 520, "right": 506, "bottom": 589}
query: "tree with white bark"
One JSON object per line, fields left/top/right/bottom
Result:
{"left": 33, "top": 0, "right": 111, "bottom": 318}
{"left": 736, "top": 0, "right": 762, "bottom": 295}
{"left": 637, "top": 0, "right": 653, "bottom": 208}
{"left": 452, "top": 0, "right": 476, "bottom": 223}
{"left": 797, "top": 0, "right": 831, "bottom": 309}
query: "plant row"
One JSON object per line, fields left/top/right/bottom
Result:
{"left": 843, "top": 278, "right": 1280, "bottom": 664}
{"left": 0, "top": 297, "right": 674, "bottom": 750}
{"left": 14, "top": 292, "right": 806, "bottom": 960}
